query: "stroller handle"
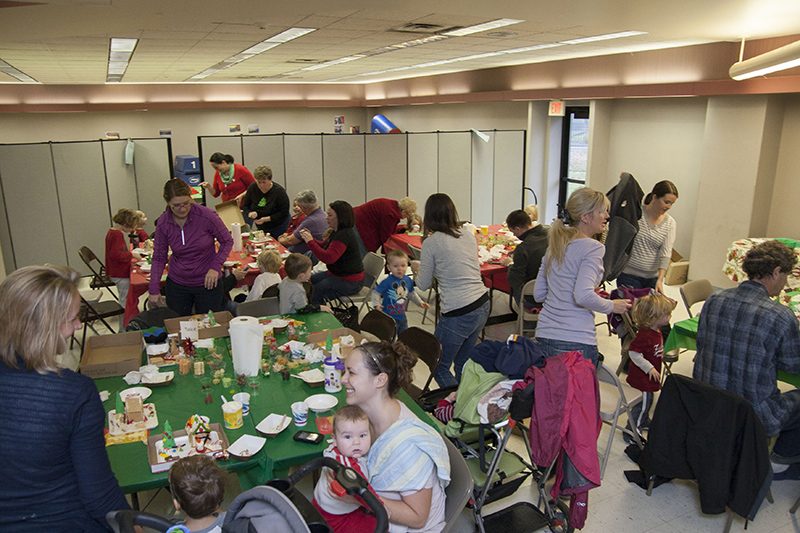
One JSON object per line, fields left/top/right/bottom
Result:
{"left": 290, "top": 456, "right": 389, "bottom": 533}
{"left": 106, "top": 509, "right": 177, "bottom": 533}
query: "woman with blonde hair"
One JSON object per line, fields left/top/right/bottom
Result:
{"left": 534, "top": 187, "right": 631, "bottom": 363}
{"left": 0, "top": 265, "right": 129, "bottom": 530}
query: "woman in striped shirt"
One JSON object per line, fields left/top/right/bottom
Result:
{"left": 617, "top": 180, "right": 679, "bottom": 295}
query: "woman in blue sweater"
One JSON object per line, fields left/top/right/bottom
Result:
{"left": 0, "top": 265, "right": 129, "bottom": 531}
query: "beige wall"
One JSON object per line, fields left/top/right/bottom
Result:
{"left": 769, "top": 95, "right": 800, "bottom": 238}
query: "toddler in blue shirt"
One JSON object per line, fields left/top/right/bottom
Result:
{"left": 370, "top": 249, "right": 429, "bottom": 334}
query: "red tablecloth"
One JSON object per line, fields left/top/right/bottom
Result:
{"left": 383, "top": 225, "right": 511, "bottom": 294}
{"left": 125, "top": 238, "right": 288, "bottom": 326}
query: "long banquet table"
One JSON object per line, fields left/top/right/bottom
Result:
{"left": 95, "top": 312, "right": 437, "bottom": 504}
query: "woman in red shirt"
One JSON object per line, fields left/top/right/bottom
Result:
{"left": 105, "top": 208, "right": 141, "bottom": 328}
{"left": 200, "top": 152, "right": 255, "bottom": 207}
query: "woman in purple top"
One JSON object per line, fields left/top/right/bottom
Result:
{"left": 534, "top": 187, "right": 631, "bottom": 364}
{"left": 149, "top": 179, "right": 234, "bottom": 316}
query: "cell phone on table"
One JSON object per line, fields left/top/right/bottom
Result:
{"left": 293, "top": 430, "right": 324, "bottom": 444}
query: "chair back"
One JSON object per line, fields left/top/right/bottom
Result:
{"left": 680, "top": 279, "right": 713, "bottom": 317}
{"left": 512, "top": 278, "right": 539, "bottom": 336}
{"left": 359, "top": 309, "right": 396, "bottom": 342}
{"left": 615, "top": 311, "right": 637, "bottom": 375}
{"left": 237, "top": 297, "right": 281, "bottom": 318}
{"left": 597, "top": 361, "right": 643, "bottom": 478}
{"left": 362, "top": 252, "right": 385, "bottom": 289}
{"left": 261, "top": 284, "right": 279, "bottom": 299}
{"left": 408, "top": 244, "right": 421, "bottom": 261}
{"left": 78, "top": 245, "right": 118, "bottom": 298}
{"left": 441, "top": 436, "right": 473, "bottom": 533}
{"left": 398, "top": 326, "right": 442, "bottom": 398}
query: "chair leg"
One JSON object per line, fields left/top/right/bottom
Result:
{"left": 722, "top": 509, "right": 734, "bottom": 533}
{"left": 790, "top": 493, "right": 800, "bottom": 514}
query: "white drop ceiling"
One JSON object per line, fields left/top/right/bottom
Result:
{"left": 0, "top": 0, "right": 799, "bottom": 85}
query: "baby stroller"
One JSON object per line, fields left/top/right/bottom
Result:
{"left": 107, "top": 456, "right": 388, "bottom": 533}
{"left": 443, "top": 358, "right": 574, "bottom": 533}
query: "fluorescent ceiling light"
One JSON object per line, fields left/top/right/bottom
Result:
{"left": 110, "top": 38, "right": 138, "bottom": 52}
{"left": 265, "top": 27, "right": 316, "bottom": 43}
{"left": 443, "top": 18, "right": 524, "bottom": 37}
{"left": 560, "top": 31, "right": 646, "bottom": 45}
{"left": 730, "top": 39, "right": 800, "bottom": 80}
{"left": 107, "top": 38, "right": 138, "bottom": 82}
{"left": 0, "top": 59, "right": 37, "bottom": 82}
{"left": 187, "top": 27, "right": 316, "bottom": 81}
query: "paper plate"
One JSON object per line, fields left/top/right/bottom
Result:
{"left": 227, "top": 434, "right": 266, "bottom": 460}
{"left": 306, "top": 393, "right": 338, "bottom": 412}
{"left": 297, "top": 368, "right": 325, "bottom": 387}
{"left": 255, "top": 414, "right": 292, "bottom": 438}
{"left": 139, "top": 264, "right": 152, "bottom": 272}
{"left": 119, "top": 386, "right": 152, "bottom": 401}
{"left": 141, "top": 371, "right": 174, "bottom": 387}
{"left": 223, "top": 260, "right": 239, "bottom": 267}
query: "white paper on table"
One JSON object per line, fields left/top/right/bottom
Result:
{"left": 180, "top": 321, "right": 199, "bottom": 341}
{"left": 232, "top": 223, "right": 242, "bottom": 252}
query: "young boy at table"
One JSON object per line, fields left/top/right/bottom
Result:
{"left": 625, "top": 293, "right": 676, "bottom": 441}
{"left": 279, "top": 253, "right": 332, "bottom": 315}
{"left": 312, "top": 405, "right": 381, "bottom": 533}
{"left": 169, "top": 455, "right": 227, "bottom": 533}
{"left": 246, "top": 249, "right": 282, "bottom": 302}
{"left": 370, "top": 249, "right": 429, "bottom": 334}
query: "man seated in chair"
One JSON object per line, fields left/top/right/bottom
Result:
{"left": 503, "top": 208, "right": 548, "bottom": 307}
{"left": 693, "top": 240, "right": 800, "bottom": 471}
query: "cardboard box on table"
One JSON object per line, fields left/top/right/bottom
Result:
{"left": 164, "top": 311, "right": 233, "bottom": 340}
{"left": 305, "top": 327, "right": 366, "bottom": 358}
{"left": 80, "top": 331, "right": 144, "bottom": 378}
{"left": 215, "top": 200, "right": 246, "bottom": 229}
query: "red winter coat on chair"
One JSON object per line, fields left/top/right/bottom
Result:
{"left": 516, "top": 351, "right": 602, "bottom": 529}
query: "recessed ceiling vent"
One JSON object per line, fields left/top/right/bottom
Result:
{"left": 391, "top": 22, "right": 460, "bottom": 34}
{"left": 286, "top": 58, "right": 324, "bottom": 64}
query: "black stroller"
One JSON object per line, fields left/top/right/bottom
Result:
{"left": 107, "top": 456, "right": 388, "bottom": 533}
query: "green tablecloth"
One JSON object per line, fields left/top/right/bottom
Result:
{"left": 96, "top": 312, "right": 439, "bottom": 495}
{"left": 664, "top": 316, "right": 800, "bottom": 388}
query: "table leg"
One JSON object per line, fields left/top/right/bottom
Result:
{"left": 130, "top": 492, "right": 140, "bottom": 511}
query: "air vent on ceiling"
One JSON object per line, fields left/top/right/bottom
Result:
{"left": 486, "top": 31, "right": 518, "bottom": 38}
{"left": 391, "top": 22, "right": 460, "bottom": 34}
{"left": 286, "top": 58, "right": 324, "bottom": 64}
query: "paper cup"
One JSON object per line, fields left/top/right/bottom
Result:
{"left": 222, "top": 401, "right": 243, "bottom": 429}
{"left": 291, "top": 401, "right": 308, "bottom": 427}
{"left": 233, "top": 392, "right": 250, "bottom": 416}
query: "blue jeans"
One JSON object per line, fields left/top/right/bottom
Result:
{"left": 394, "top": 315, "right": 408, "bottom": 336}
{"left": 165, "top": 276, "right": 225, "bottom": 317}
{"left": 617, "top": 272, "right": 657, "bottom": 290}
{"left": 535, "top": 337, "right": 600, "bottom": 366}
{"left": 772, "top": 389, "right": 800, "bottom": 462}
{"left": 434, "top": 300, "right": 491, "bottom": 387}
{"left": 310, "top": 271, "right": 363, "bottom": 306}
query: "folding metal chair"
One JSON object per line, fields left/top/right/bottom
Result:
{"left": 398, "top": 326, "right": 443, "bottom": 402}
{"left": 680, "top": 278, "right": 713, "bottom": 317}
{"left": 237, "top": 296, "right": 281, "bottom": 318}
{"left": 358, "top": 309, "right": 396, "bottom": 342}
{"left": 78, "top": 246, "right": 118, "bottom": 300}
{"left": 408, "top": 244, "right": 439, "bottom": 326}
{"left": 510, "top": 278, "right": 538, "bottom": 337}
{"left": 597, "top": 362, "right": 644, "bottom": 479}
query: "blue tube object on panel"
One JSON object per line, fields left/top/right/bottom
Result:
{"left": 371, "top": 114, "right": 401, "bottom": 133}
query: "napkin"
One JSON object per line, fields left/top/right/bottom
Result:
{"left": 123, "top": 371, "right": 141, "bottom": 385}
{"left": 99, "top": 390, "right": 110, "bottom": 402}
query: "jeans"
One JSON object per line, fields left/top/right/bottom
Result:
{"left": 165, "top": 276, "right": 225, "bottom": 317}
{"left": 310, "top": 272, "right": 363, "bottom": 306}
{"left": 394, "top": 315, "right": 408, "bottom": 336}
{"left": 772, "top": 389, "right": 800, "bottom": 462}
{"left": 434, "top": 300, "right": 491, "bottom": 387}
{"left": 534, "top": 336, "right": 600, "bottom": 366}
{"left": 617, "top": 272, "right": 657, "bottom": 291}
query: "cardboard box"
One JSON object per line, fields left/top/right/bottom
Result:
{"left": 164, "top": 311, "right": 233, "bottom": 340}
{"left": 305, "top": 327, "right": 366, "bottom": 358}
{"left": 215, "top": 200, "right": 245, "bottom": 230}
{"left": 665, "top": 261, "right": 690, "bottom": 286}
{"left": 671, "top": 249, "right": 683, "bottom": 262}
{"left": 80, "top": 331, "right": 144, "bottom": 379}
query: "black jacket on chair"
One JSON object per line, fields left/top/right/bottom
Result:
{"left": 603, "top": 171, "right": 643, "bottom": 282}
{"left": 638, "top": 374, "right": 771, "bottom": 521}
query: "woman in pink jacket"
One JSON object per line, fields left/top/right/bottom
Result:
{"left": 149, "top": 179, "right": 233, "bottom": 316}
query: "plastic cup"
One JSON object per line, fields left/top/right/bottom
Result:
{"left": 291, "top": 401, "right": 308, "bottom": 427}
{"left": 481, "top": 225, "right": 489, "bottom": 235}
{"left": 222, "top": 401, "right": 243, "bottom": 429}
{"left": 315, "top": 409, "right": 333, "bottom": 435}
{"left": 233, "top": 392, "right": 250, "bottom": 416}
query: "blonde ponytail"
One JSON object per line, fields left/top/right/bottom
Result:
{"left": 544, "top": 187, "right": 609, "bottom": 273}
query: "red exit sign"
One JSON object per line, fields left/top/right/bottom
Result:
{"left": 549, "top": 100, "right": 565, "bottom": 116}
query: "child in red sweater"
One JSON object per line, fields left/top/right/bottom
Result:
{"left": 626, "top": 294, "right": 676, "bottom": 440}
{"left": 105, "top": 208, "right": 141, "bottom": 328}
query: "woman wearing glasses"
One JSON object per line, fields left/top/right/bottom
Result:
{"left": 149, "top": 179, "right": 234, "bottom": 315}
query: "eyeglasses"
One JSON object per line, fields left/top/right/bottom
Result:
{"left": 169, "top": 200, "right": 192, "bottom": 210}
